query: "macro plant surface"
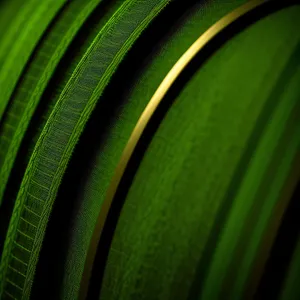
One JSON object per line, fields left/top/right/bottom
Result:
{"left": 0, "top": 0, "right": 299, "bottom": 300}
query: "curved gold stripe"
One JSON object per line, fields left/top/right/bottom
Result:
{"left": 79, "top": 0, "right": 295, "bottom": 299}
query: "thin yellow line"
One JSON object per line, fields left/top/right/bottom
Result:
{"left": 79, "top": 0, "right": 291, "bottom": 299}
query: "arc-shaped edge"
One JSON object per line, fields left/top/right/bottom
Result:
{"left": 80, "top": 0, "right": 299, "bottom": 299}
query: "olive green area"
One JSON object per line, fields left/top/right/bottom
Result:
{"left": 200, "top": 52, "right": 300, "bottom": 300}
{"left": 0, "top": 1, "right": 171, "bottom": 299}
{"left": 0, "top": 0, "right": 67, "bottom": 121}
{"left": 0, "top": 0, "right": 27, "bottom": 43}
{"left": 98, "top": 6, "right": 300, "bottom": 300}
{"left": 0, "top": 0, "right": 34, "bottom": 63}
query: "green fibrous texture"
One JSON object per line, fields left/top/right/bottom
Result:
{"left": 0, "top": 1, "right": 299, "bottom": 300}
{"left": 0, "top": 0, "right": 171, "bottom": 299}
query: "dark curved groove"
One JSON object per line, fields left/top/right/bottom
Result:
{"left": 28, "top": 0, "right": 125, "bottom": 298}
{"left": 83, "top": 0, "right": 212, "bottom": 298}
{"left": 0, "top": 0, "right": 114, "bottom": 298}
{"left": 86, "top": 1, "right": 299, "bottom": 299}
{"left": 254, "top": 180, "right": 300, "bottom": 300}
{"left": 209, "top": 43, "right": 300, "bottom": 300}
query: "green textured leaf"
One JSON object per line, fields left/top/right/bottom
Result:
{"left": 0, "top": 1, "right": 299, "bottom": 300}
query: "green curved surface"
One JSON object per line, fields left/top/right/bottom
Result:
{"left": 99, "top": 5, "right": 300, "bottom": 300}
{"left": 0, "top": 0, "right": 67, "bottom": 121}
{"left": 200, "top": 43, "right": 300, "bottom": 300}
{"left": 0, "top": 0, "right": 27, "bottom": 44}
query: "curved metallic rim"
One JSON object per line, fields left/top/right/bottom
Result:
{"left": 79, "top": 0, "right": 298, "bottom": 299}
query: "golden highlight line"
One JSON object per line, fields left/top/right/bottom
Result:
{"left": 79, "top": 0, "right": 284, "bottom": 298}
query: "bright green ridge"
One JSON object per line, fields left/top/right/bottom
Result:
{"left": 0, "top": 1, "right": 171, "bottom": 299}
{"left": 98, "top": 5, "right": 300, "bottom": 300}
{"left": 279, "top": 237, "right": 300, "bottom": 300}
{"left": 0, "top": 0, "right": 67, "bottom": 122}
{"left": 0, "top": 0, "right": 105, "bottom": 207}
{"left": 29, "top": 0, "right": 129, "bottom": 298}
